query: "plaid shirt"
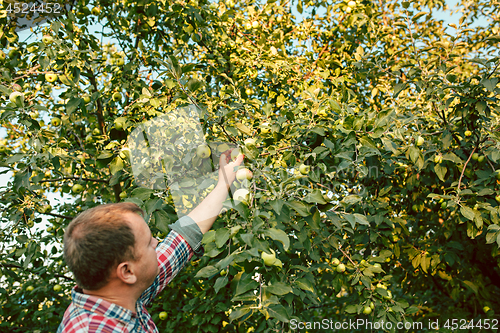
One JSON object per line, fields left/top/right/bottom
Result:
{"left": 57, "top": 228, "right": 197, "bottom": 333}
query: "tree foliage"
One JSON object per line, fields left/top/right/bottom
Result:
{"left": 1, "top": 0, "right": 500, "bottom": 331}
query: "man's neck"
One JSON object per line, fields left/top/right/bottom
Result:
{"left": 82, "top": 282, "right": 140, "bottom": 313}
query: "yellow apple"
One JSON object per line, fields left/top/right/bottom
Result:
{"left": 9, "top": 91, "right": 24, "bottom": 105}
{"left": 51, "top": 118, "right": 61, "bottom": 127}
{"left": 231, "top": 148, "right": 243, "bottom": 160}
{"left": 196, "top": 144, "right": 211, "bottom": 158}
{"left": 233, "top": 188, "right": 250, "bottom": 204}
{"left": 261, "top": 249, "right": 276, "bottom": 266}
{"left": 45, "top": 73, "right": 58, "bottom": 83}
{"left": 236, "top": 168, "right": 253, "bottom": 181}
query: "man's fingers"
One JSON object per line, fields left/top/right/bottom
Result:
{"left": 233, "top": 153, "right": 244, "bottom": 166}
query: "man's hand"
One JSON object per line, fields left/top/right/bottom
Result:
{"left": 187, "top": 148, "right": 245, "bottom": 234}
{"left": 218, "top": 149, "right": 245, "bottom": 189}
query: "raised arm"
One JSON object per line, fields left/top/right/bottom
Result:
{"left": 187, "top": 150, "right": 244, "bottom": 234}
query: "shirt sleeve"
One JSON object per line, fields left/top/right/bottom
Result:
{"left": 139, "top": 216, "right": 204, "bottom": 305}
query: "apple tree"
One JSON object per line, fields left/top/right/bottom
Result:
{"left": 1, "top": 0, "right": 500, "bottom": 331}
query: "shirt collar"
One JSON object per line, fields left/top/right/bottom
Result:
{"left": 71, "top": 286, "right": 136, "bottom": 324}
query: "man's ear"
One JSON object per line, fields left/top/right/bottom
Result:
{"left": 116, "top": 262, "right": 137, "bottom": 285}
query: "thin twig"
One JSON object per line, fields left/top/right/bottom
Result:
{"left": 457, "top": 147, "right": 476, "bottom": 194}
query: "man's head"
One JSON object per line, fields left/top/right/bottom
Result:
{"left": 64, "top": 202, "right": 158, "bottom": 291}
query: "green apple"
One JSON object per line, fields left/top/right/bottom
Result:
{"left": 233, "top": 188, "right": 250, "bottom": 204}
{"left": 12, "top": 83, "right": 22, "bottom": 91}
{"left": 261, "top": 249, "right": 276, "bottom": 266}
{"left": 26, "top": 285, "right": 34, "bottom": 292}
{"left": 115, "top": 57, "right": 124, "bottom": 66}
{"left": 42, "top": 35, "right": 53, "bottom": 44}
{"left": 478, "top": 155, "right": 485, "bottom": 163}
{"left": 42, "top": 204, "right": 52, "bottom": 213}
{"left": 496, "top": 170, "right": 500, "bottom": 180}
{"left": 252, "top": 21, "right": 259, "bottom": 29}
{"left": 51, "top": 118, "right": 61, "bottom": 127}
{"left": 0, "top": 145, "right": 7, "bottom": 153}
{"left": 376, "top": 283, "right": 387, "bottom": 290}
{"left": 331, "top": 258, "right": 340, "bottom": 266}
{"left": 483, "top": 306, "right": 491, "bottom": 313}
{"left": 236, "top": 168, "right": 253, "bottom": 181}
{"left": 72, "top": 184, "right": 84, "bottom": 194}
{"left": 336, "top": 263, "right": 346, "bottom": 273}
{"left": 363, "top": 306, "right": 372, "bottom": 315}
{"left": 416, "top": 136, "right": 424, "bottom": 146}
{"left": 244, "top": 138, "right": 256, "bottom": 147}
{"left": 83, "top": 94, "right": 91, "bottom": 103}
{"left": 0, "top": 50, "right": 5, "bottom": 61}
{"left": 441, "top": 201, "right": 447, "bottom": 209}
{"left": 9, "top": 91, "right": 24, "bottom": 105}
{"left": 191, "top": 33, "right": 202, "bottom": 42}
{"left": 184, "top": 24, "right": 194, "bottom": 33}
{"left": 384, "top": 290, "right": 392, "bottom": 300}
{"left": 231, "top": 148, "right": 243, "bottom": 161}
{"left": 245, "top": 88, "right": 253, "bottom": 95}
{"left": 196, "top": 144, "right": 211, "bottom": 158}
{"left": 464, "top": 130, "right": 472, "bottom": 137}
{"left": 159, "top": 311, "right": 168, "bottom": 320}
{"left": 45, "top": 73, "right": 58, "bottom": 83}
{"left": 91, "top": 6, "right": 101, "bottom": 15}
{"left": 370, "top": 301, "right": 375, "bottom": 309}
{"left": 112, "top": 92, "right": 122, "bottom": 101}
{"left": 93, "top": 128, "right": 101, "bottom": 136}
{"left": 261, "top": 123, "right": 271, "bottom": 134}
{"left": 244, "top": 22, "right": 252, "bottom": 30}
{"left": 119, "top": 148, "right": 131, "bottom": 160}
{"left": 472, "top": 153, "right": 479, "bottom": 161}
{"left": 495, "top": 195, "right": 500, "bottom": 203}
{"left": 299, "top": 164, "right": 310, "bottom": 175}
{"left": 347, "top": 0, "right": 356, "bottom": 8}
{"left": 119, "top": 191, "right": 127, "bottom": 199}
{"left": 53, "top": 284, "right": 62, "bottom": 292}
{"left": 402, "top": 1, "right": 410, "bottom": 8}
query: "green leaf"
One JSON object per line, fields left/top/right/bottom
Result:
{"left": 265, "top": 282, "right": 293, "bottom": 295}
{"left": 434, "top": 164, "right": 447, "bottom": 182}
{"left": 286, "top": 200, "right": 311, "bottom": 217}
{"left": 476, "top": 101, "right": 487, "bottom": 115}
{"left": 341, "top": 195, "right": 362, "bottom": 205}
{"left": 65, "top": 97, "right": 81, "bottom": 115}
{"left": 236, "top": 273, "right": 259, "bottom": 296}
{"left": 304, "top": 189, "right": 327, "bottom": 204}
{"left": 152, "top": 210, "right": 170, "bottom": 234}
{"left": 463, "top": 280, "right": 478, "bottom": 295}
{"left": 214, "top": 276, "right": 228, "bottom": 294}
{"left": 97, "top": 150, "right": 114, "bottom": 159}
{"left": 394, "top": 82, "right": 407, "bottom": 98}
{"left": 229, "top": 306, "right": 252, "bottom": 322}
{"left": 269, "top": 199, "right": 284, "bottom": 215}
{"left": 195, "top": 265, "right": 218, "bottom": 278}
{"left": 460, "top": 206, "right": 475, "bottom": 221}
{"left": 215, "top": 228, "right": 230, "bottom": 248}
{"left": 110, "top": 156, "right": 124, "bottom": 175}
{"left": 481, "top": 78, "right": 498, "bottom": 92}
{"left": 354, "top": 213, "right": 369, "bottom": 225}
{"left": 345, "top": 305, "right": 357, "bottom": 313}
{"left": 294, "top": 278, "right": 314, "bottom": 293}
{"left": 267, "top": 304, "right": 290, "bottom": 322}
{"left": 262, "top": 228, "right": 290, "bottom": 251}
{"left": 131, "top": 188, "right": 154, "bottom": 200}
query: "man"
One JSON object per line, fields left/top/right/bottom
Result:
{"left": 57, "top": 151, "right": 244, "bottom": 332}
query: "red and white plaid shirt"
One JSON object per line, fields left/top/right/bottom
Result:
{"left": 57, "top": 230, "right": 194, "bottom": 333}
